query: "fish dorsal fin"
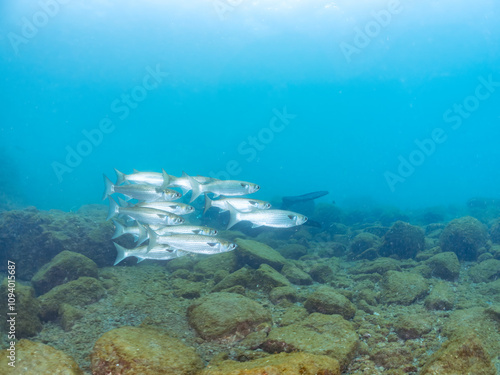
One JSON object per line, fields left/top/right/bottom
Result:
{"left": 133, "top": 169, "right": 140, "bottom": 173}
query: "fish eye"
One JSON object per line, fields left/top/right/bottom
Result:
{"left": 255, "top": 185, "right": 260, "bottom": 190}
{"left": 213, "top": 230, "right": 218, "bottom": 235}
{"left": 265, "top": 203, "right": 271, "bottom": 208}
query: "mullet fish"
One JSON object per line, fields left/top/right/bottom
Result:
{"left": 204, "top": 196, "right": 271, "bottom": 214}
{"left": 147, "top": 229, "right": 236, "bottom": 254}
{"left": 103, "top": 175, "right": 180, "bottom": 202}
{"left": 187, "top": 175, "right": 260, "bottom": 202}
{"left": 107, "top": 197, "right": 185, "bottom": 225}
{"left": 226, "top": 204, "right": 307, "bottom": 229}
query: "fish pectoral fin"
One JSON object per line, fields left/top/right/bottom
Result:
{"left": 207, "top": 242, "right": 218, "bottom": 247}
{"left": 288, "top": 214, "right": 297, "bottom": 220}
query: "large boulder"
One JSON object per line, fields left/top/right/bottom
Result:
{"left": 188, "top": 292, "right": 271, "bottom": 341}
{"left": 304, "top": 286, "right": 356, "bottom": 319}
{"left": 468, "top": 259, "right": 500, "bottom": 283}
{"left": 262, "top": 313, "right": 359, "bottom": 370}
{"left": 1, "top": 340, "right": 83, "bottom": 374}
{"left": 424, "top": 252, "right": 460, "bottom": 281}
{"left": 31, "top": 250, "right": 98, "bottom": 295}
{"left": 379, "top": 221, "right": 425, "bottom": 259}
{"left": 440, "top": 216, "right": 488, "bottom": 261}
{"left": 236, "top": 239, "right": 287, "bottom": 271}
{"left": 380, "top": 271, "right": 428, "bottom": 305}
{"left": 200, "top": 352, "right": 340, "bottom": 375}
{"left": 38, "top": 276, "right": 105, "bottom": 320}
{"left": 91, "top": 326, "right": 203, "bottom": 375}
{"left": 0, "top": 279, "right": 42, "bottom": 338}
{"left": 420, "top": 334, "right": 496, "bottom": 375}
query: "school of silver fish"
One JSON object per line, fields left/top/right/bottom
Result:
{"left": 104, "top": 169, "right": 307, "bottom": 265}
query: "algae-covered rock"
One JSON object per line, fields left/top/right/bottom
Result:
{"left": 0, "top": 339, "right": 83, "bottom": 374}
{"left": 351, "top": 257, "right": 401, "bottom": 274}
{"left": 38, "top": 276, "right": 105, "bottom": 320}
{"left": 490, "top": 219, "right": 500, "bottom": 243}
{"left": 468, "top": 259, "right": 500, "bottom": 283}
{"left": 277, "top": 243, "right": 308, "bottom": 259}
{"left": 31, "top": 250, "right": 98, "bottom": 295}
{"left": 269, "top": 286, "right": 298, "bottom": 305}
{"left": 262, "top": 312, "right": 359, "bottom": 370}
{"left": 280, "top": 305, "right": 308, "bottom": 326}
{"left": 0, "top": 279, "right": 42, "bottom": 338}
{"left": 280, "top": 263, "right": 312, "bottom": 285}
{"left": 0, "top": 207, "right": 115, "bottom": 279}
{"left": 425, "top": 281, "right": 454, "bottom": 310}
{"left": 194, "top": 251, "right": 238, "bottom": 275}
{"left": 308, "top": 263, "right": 334, "bottom": 283}
{"left": 255, "top": 264, "right": 291, "bottom": 291}
{"left": 304, "top": 286, "right": 356, "bottom": 320}
{"left": 212, "top": 267, "right": 253, "bottom": 292}
{"left": 440, "top": 216, "right": 488, "bottom": 261}
{"left": 236, "top": 239, "right": 287, "bottom": 270}
{"left": 369, "top": 342, "right": 414, "bottom": 370}
{"left": 393, "top": 313, "right": 432, "bottom": 339}
{"left": 350, "top": 232, "right": 380, "bottom": 257}
{"left": 59, "top": 303, "right": 84, "bottom": 331}
{"left": 424, "top": 252, "right": 460, "bottom": 281}
{"left": 187, "top": 292, "right": 271, "bottom": 340}
{"left": 379, "top": 221, "right": 425, "bottom": 259}
{"left": 171, "top": 278, "right": 204, "bottom": 299}
{"left": 381, "top": 270, "right": 428, "bottom": 305}
{"left": 91, "top": 326, "right": 203, "bottom": 375}
{"left": 199, "top": 352, "right": 340, "bottom": 375}
{"left": 420, "top": 334, "right": 496, "bottom": 375}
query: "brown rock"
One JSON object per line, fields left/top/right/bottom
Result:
{"left": 1, "top": 339, "right": 82, "bottom": 374}
{"left": 200, "top": 352, "right": 340, "bottom": 375}
{"left": 91, "top": 326, "right": 203, "bottom": 375}
{"left": 420, "top": 334, "right": 496, "bottom": 375}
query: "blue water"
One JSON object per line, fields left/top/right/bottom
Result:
{"left": 1, "top": 0, "right": 499, "bottom": 211}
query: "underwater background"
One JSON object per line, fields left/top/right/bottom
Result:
{"left": 2, "top": 1, "right": 500, "bottom": 375}
{"left": 1, "top": 0, "right": 500, "bottom": 211}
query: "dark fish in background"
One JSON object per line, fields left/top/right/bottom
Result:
{"left": 281, "top": 191, "right": 329, "bottom": 209}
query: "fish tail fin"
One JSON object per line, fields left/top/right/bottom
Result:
{"left": 118, "top": 197, "right": 129, "bottom": 207}
{"left": 186, "top": 173, "right": 202, "bottom": 203}
{"left": 204, "top": 194, "right": 212, "bottom": 214}
{"left": 111, "top": 219, "right": 125, "bottom": 239}
{"left": 226, "top": 203, "right": 241, "bottom": 230}
{"left": 106, "top": 197, "right": 119, "bottom": 221}
{"left": 136, "top": 222, "right": 148, "bottom": 245}
{"left": 113, "top": 242, "right": 128, "bottom": 265}
{"left": 146, "top": 227, "right": 158, "bottom": 253}
{"left": 161, "top": 169, "right": 171, "bottom": 189}
{"left": 114, "top": 169, "right": 126, "bottom": 185}
{"left": 103, "top": 174, "right": 115, "bottom": 200}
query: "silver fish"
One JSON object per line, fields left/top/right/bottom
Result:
{"left": 204, "top": 196, "right": 271, "bottom": 214}
{"left": 147, "top": 230, "right": 236, "bottom": 254}
{"left": 135, "top": 201, "right": 195, "bottom": 215}
{"left": 103, "top": 175, "right": 181, "bottom": 202}
{"left": 107, "top": 197, "right": 185, "bottom": 225}
{"left": 114, "top": 169, "right": 169, "bottom": 186}
{"left": 166, "top": 171, "right": 217, "bottom": 195}
{"left": 151, "top": 225, "right": 218, "bottom": 236}
{"left": 111, "top": 220, "right": 148, "bottom": 244}
{"left": 113, "top": 242, "right": 188, "bottom": 265}
{"left": 187, "top": 175, "right": 260, "bottom": 202}
{"left": 226, "top": 204, "right": 307, "bottom": 229}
